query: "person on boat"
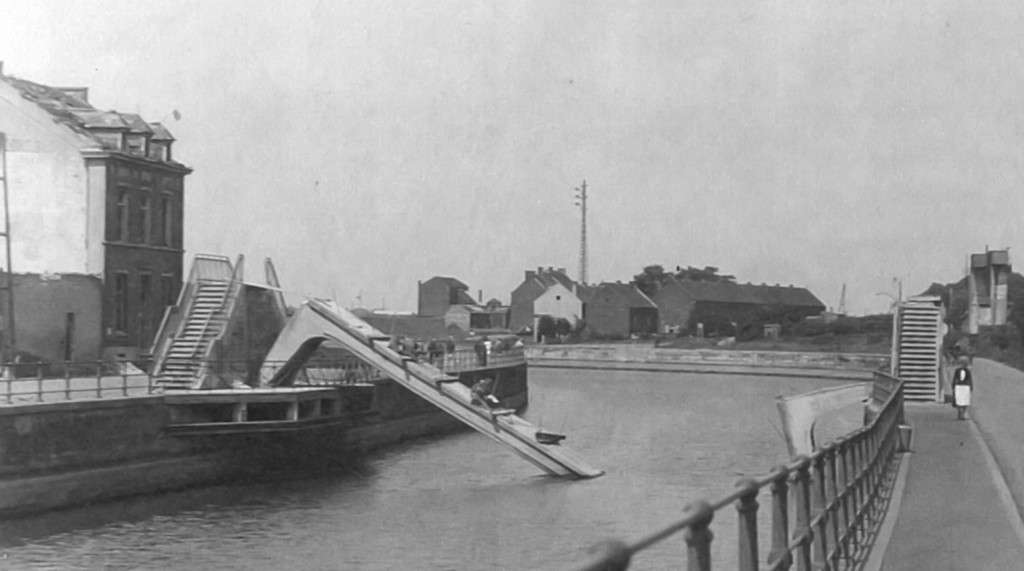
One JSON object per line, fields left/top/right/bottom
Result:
{"left": 474, "top": 337, "right": 488, "bottom": 367}
{"left": 470, "top": 377, "right": 500, "bottom": 409}
{"left": 952, "top": 361, "right": 973, "bottom": 420}
{"left": 426, "top": 338, "right": 445, "bottom": 365}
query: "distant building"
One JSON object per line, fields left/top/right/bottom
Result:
{"left": 509, "top": 267, "right": 576, "bottom": 332}
{"left": 417, "top": 276, "right": 508, "bottom": 334}
{"left": 652, "top": 278, "right": 825, "bottom": 335}
{"left": 533, "top": 282, "right": 583, "bottom": 330}
{"left": 968, "top": 249, "right": 1011, "bottom": 334}
{"left": 578, "top": 282, "right": 658, "bottom": 338}
{"left": 0, "top": 68, "right": 191, "bottom": 361}
{"left": 417, "top": 276, "right": 476, "bottom": 317}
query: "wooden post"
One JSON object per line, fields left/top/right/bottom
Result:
{"left": 96, "top": 361, "right": 103, "bottom": 398}
{"left": 684, "top": 500, "right": 714, "bottom": 571}
{"left": 64, "top": 361, "right": 72, "bottom": 400}
{"left": 36, "top": 363, "right": 43, "bottom": 402}
{"left": 768, "top": 466, "right": 792, "bottom": 571}
{"left": 791, "top": 457, "right": 813, "bottom": 571}
{"left": 736, "top": 478, "right": 760, "bottom": 571}
{"left": 121, "top": 363, "right": 129, "bottom": 397}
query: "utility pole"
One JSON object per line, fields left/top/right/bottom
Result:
{"left": 0, "top": 133, "right": 14, "bottom": 360}
{"left": 574, "top": 180, "right": 588, "bottom": 285}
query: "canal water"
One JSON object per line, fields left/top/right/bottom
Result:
{"left": 0, "top": 368, "right": 855, "bottom": 570}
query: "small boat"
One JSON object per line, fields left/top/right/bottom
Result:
{"left": 535, "top": 430, "right": 567, "bottom": 445}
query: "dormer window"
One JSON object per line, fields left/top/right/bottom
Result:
{"left": 149, "top": 141, "right": 168, "bottom": 162}
{"left": 126, "top": 134, "right": 146, "bottom": 155}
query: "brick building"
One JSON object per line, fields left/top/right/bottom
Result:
{"left": 653, "top": 278, "right": 825, "bottom": 335}
{"left": 0, "top": 68, "right": 191, "bottom": 362}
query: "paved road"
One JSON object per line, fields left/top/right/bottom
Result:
{"left": 882, "top": 361, "right": 1024, "bottom": 570}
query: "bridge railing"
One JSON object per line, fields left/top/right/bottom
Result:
{"left": 0, "top": 361, "right": 154, "bottom": 404}
{"left": 569, "top": 374, "right": 906, "bottom": 571}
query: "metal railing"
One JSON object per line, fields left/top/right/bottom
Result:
{"left": 1, "top": 361, "right": 155, "bottom": 404}
{"left": 253, "top": 345, "right": 527, "bottom": 387}
{"left": 570, "top": 374, "right": 906, "bottom": 571}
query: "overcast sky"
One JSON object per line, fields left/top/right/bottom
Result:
{"left": 2, "top": 1, "right": 1022, "bottom": 314}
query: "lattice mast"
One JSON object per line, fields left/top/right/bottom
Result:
{"left": 574, "top": 180, "right": 588, "bottom": 285}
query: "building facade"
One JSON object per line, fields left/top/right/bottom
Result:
{"left": 418, "top": 276, "right": 475, "bottom": 317}
{"left": 653, "top": 278, "right": 825, "bottom": 335}
{"left": 968, "top": 249, "right": 1011, "bottom": 334}
{"left": 509, "top": 267, "right": 576, "bottom": 332}
{"left": 0, "top": 69, "right": 191, "bottom": 362}
{"left": 580, "top": 282, "right": 658, "bottom": 338}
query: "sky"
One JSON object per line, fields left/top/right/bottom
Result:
{"left": 2, "top": 0, "right": 1023, "bottom": 314}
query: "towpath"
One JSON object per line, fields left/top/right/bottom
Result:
{"left": 882, "top": 359, "right": 1024, "bottom": 570}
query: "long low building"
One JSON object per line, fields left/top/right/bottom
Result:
{"left": 653, "top": 278, "right": 825, "bottom": 335}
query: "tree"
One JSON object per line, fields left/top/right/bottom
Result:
{"left": 674, "top": 265, "right": 736, "bottom": 283}
{"left": 633, "top": 264, "right": 670, "bottom": 297}
{"left": 536, "top": 315, "right": 557, "bottom": 341}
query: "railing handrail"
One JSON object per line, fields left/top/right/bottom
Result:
{"left": 569, "top": 371, "right": 906, "bottom": 571}
{"left": 1, "top": 360, "right": 156, "bottom": 405}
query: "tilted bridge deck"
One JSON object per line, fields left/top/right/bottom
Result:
{"left": 260, "top": 299, "right": 603, "bottom": 479}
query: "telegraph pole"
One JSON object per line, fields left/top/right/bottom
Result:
{"left": 0, "top": 133, "right": 15, "bottom": 359}
{"left": 574, "top": 180, "right": 588, "bottom": 285}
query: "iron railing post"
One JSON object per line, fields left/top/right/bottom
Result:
{"left": 122, "top": 363, "right": 129, "bottom": 397}
{"left": 736, "top": 478, "right": 760, "bottom": 571}
{"left": 96, "top": 360, "right": 103, "bottom": 398}
{"left": 791, "top": 457, "right": 813, "bottom": 571}
{"left": 810, "top": 454, "right": 828, "bottom": 571}
{"left": 768, "top": 466, "right": 792, "bottom": 571}
{"left": 684, "top": 500, "right": 714, "bottom": 571}
{"left": 36, "top": 363, "right": 43, "bottom": 402}
{"left": 823, "top": 445, "right": 841, "bottom": 569}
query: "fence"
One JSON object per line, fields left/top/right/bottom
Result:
{"left": 569, "top": 374, "right": 906, "bottom": 571}
{"left": 0, "top": 345, "right": 530, "bottom": 403}
{"left": 253, "top": 346, "right": 528, "bottom": 387}
{"left": 1, "top": 361, "right": 154, "bottom": 404}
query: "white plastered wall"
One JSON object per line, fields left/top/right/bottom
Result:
{"left": 0, "top": 81, "right": 96, "bottom": 275}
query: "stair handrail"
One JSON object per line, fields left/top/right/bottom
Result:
{"left": 150, "top": 253, "right": 209, "bottom": 376}
{"left": 190, "top": 255, "right": 246, "bottom": 388}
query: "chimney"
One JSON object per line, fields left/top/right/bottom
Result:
{"left": 526, "top": 270, "right": 536, "bottom": 280}
{"left": 557, "top": 267, "right": 566, "bottom": 274}
{"left": 478, "top": 289, "right": 483, "bottom": 302}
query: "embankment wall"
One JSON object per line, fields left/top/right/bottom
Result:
{"left": 0, "top": 364, "right": 528, "bottom": 518}
{"left": 527, "top": 345, "right": 888, "bottom": 378}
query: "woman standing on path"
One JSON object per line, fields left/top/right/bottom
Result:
{"left": 952, "top": 361, "right": 973, "bottom": 420}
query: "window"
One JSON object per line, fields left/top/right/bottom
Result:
{"left": 140, "top": 195, "right": 152, "bottom": 244}
{"left": 162, "top": 194, "right": 174, "bottom": 247}
{"left": 162, "top": 274, "right": 176, "bottom": 307}
{"left": 140, "top": 272, "right": 152, "bottom": 305}
{"left": 115, "top": 188, "right": 130, "bottom": 242}
{"left": 113, "top": 272, "right": 129, "bottom": 334}
{"left": 127, "top": 134, "right": 145, "bottom": 155}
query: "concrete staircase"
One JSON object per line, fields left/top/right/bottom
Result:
{"left": 895, "top": 297, "right": 943, "bottom": 402}
{"left": 155, "top": 280, "right": 231, "bottom": 390}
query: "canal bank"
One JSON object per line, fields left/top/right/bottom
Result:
{"left": 527, "top": 344, "right": 888, "bottom": 380}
